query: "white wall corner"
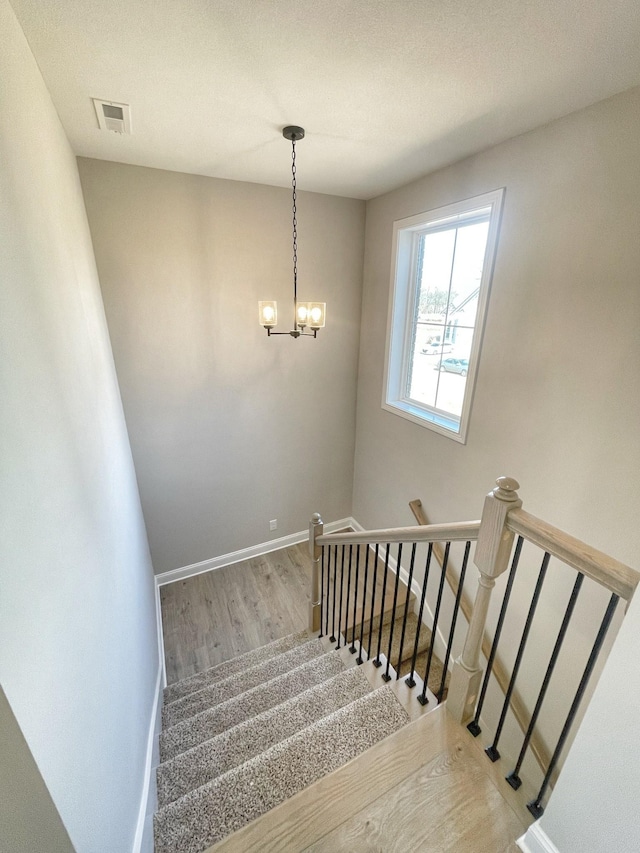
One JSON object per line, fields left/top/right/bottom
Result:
{"left": 517, "top": 821, "right": 561, "bottom": 853}
{"left": 132, "top": 663, "right": 162, "bottom": 853}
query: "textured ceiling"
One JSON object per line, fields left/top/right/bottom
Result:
{"left": 10, "top": 0, "right": 640, "bottom": 198}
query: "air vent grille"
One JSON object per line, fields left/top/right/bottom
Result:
{"left": 92, "top": 99, "right": 132, "bottom": 134}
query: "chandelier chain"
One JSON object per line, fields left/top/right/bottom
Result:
{"left": 291, "top": 138, "right": 298, "bottom": 304}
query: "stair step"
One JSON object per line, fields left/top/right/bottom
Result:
{"left": 157, "top": 665, "right": 374, "bottom": 807}
{"left": 360, "top": 610, "right": 431, "bottom": 668}
{"left": 163, "top": 630, "right": 310, "bottom": 705}
{"left": 203, "top": 704, "right": 525, "bottom": 853}
{"left": 162, "top": 638, "right": 325, "bottom": 728}
{"left": 154, "top": 685, "right": 410, "bottom": 853}
{"left": 159, "top": 650, "right": 347, "bottom": 762}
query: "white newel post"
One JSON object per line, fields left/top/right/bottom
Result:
{"left": 309, "top": 513, "right": 323, "bottom": 632}
{"left": 447, "top": 477, "right": 522, "bottom": 724}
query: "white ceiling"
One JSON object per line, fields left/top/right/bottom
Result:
{"left": 11, "top": 0, "right": 640, "bottom": 199}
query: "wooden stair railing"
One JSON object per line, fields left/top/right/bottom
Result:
{"left": 409, "top": 497, "right": 553, "bottom": 777}
{"left": 447, "top": 476, "right": 640, "bottom": 818}
{"left": 310, "top": 476, "right": 640, "bottom": 821}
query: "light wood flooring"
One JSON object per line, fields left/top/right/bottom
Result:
{"left": 160, "top": 541, "right": 410, "bottom": 685}
{"left": 207, "top": 704, "right": 527, "bottom": 853}
{"left": 160, "top": 543, "right": 312, "bottom": 684}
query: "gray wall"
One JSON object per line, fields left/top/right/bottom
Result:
{"left": 78, "top": 159, "right": 365, "bottom": 575}
{"left": 355, "top": 85, "right": 640, "bottom": 566}
{"left": 0, "top": 688, "right": 74, "bottom": 853}
{"left": 0, "top": 2, "right": 159, "bottom": 850}
{"left": 354, "top": 87, "right": 640, "bottom": 770}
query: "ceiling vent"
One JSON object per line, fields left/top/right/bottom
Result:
{"left": 93, "top": 99, "right": 132, "bottom": 134}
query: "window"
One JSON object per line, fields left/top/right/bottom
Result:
{"left": 383, "top": 189, "right": 504, "bottom": 443}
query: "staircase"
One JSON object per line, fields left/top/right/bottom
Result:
{"left": 154, "top": 632, "right": 416, "bottom": 852}
{"left": 154, "top": 477, "right": 640, "bottom": 852}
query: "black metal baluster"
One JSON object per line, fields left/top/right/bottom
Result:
{"left": 357, "top": 545, "right": 371, "bottom": 664}
{"left": 418, "top": 542, "right": 451, "bottom": 706}
{"left": 344, "top": 546, "right": 354, "bottom": 652}
{"left": 349, "top": 546, "right": 361, "bottom": 654}
{"left": 437, "top": 540, "right": 472, "bottom": 700}
{"left": 383, "top": 543, "right": 404, "bottom": 682}
{"left": 486, "top": 551, "right": 551, "bottom": 762}
{"left": 374, "top": 545, "right": 391, "bottom": 668}
{"left": 396, "top": 543, "right": 417, "bottom": 680}
{"left": 367, "top": 544, "right": 380, "bottom": 660}
{"left": 468, "top": 536, "right": 524, "bottom": 737}
{"left": 527, "top": 593, "right": 620, "bottom": 819}
{"left": 329, "top": 545, "right": 338, "bottom": 642}
{"left": 406, "top": 544, "right": 433, "bottom": 689}
{"left": 335, "top": 546, "right": 347, "bottom": 649}
{"left": 507, "top": 572, "right": 584, "bottom": 790}
{"left": 319, "top": 546, "right": 325, "bottom": 637}
{"left": 324, "top": 545, "right": 331, "bottom": 637}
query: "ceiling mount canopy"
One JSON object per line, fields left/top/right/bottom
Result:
{"left": 258, "top": 125, "right": 326, "bottom": 338}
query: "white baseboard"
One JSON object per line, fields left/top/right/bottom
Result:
{"left": 517, "top": 822, "right": 560, "bottom": 853}
{"left": 155, "top": 578, "right": 167, "bottom": 689}
{"left": 155, "top": 517, "right": 356, "bottom": 588}
{"left": 132, "top": 662, "right": 162, "bottom": 853}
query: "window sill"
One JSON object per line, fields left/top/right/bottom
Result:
{"left": 382, "top": 399, "right": 466, "bottom": 443}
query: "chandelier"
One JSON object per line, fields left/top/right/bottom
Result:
{"left": 258, "top": 126, "right": 326, "bottom": 338}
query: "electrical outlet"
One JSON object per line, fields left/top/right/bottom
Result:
{"left": 269, "top": 519, "right": 278, "bottom": 531}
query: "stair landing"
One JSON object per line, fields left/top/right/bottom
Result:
{"left": 204, "top": 704, "right": 528, "bottom": 853}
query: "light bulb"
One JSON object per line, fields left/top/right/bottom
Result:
{"left": 259, "top": 301, "right": 277, "bottom": 328}
{"left": 308, "top": 302, "right": 326, "bottom": 329}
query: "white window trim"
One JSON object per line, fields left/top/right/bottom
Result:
{"left": 382, "top": 188, "right": 505, "bottom": 444}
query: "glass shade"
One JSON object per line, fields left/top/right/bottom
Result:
{"left": 308, "top": 302, "right": 326, "bottom": 329}
{"left": 259, "top": 301, "right": 277, "bottom": 328}
{"left": 296, "top": 302, "right": 310, "bottom": 326}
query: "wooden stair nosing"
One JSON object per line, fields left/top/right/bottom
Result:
{"left": 202, "top": 705, "right": 457, "bottom": 853}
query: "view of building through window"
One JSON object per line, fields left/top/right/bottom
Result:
{"left": 383, "top": 189, "right": 504, "bottom": 442}
{"left": 407, "top": 215, "right": 490, "bottom": 418}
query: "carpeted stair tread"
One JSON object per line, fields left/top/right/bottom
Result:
{"left": 361, "top": 611, "right": 432, "bottom": 667}
{"left": 163, "top": 631, "right": 310, "bottom": 704}
{"left": 157, "top": 665, "right": 374, "bottom": 807}
{"left": 154, "top": 686, "right": 409, "bottom": 853}
{"left": 162, "top": 638, "right": 326, "bottom": 728}
{"left": 159, "top": 650, "right": 346, "bottom": 762}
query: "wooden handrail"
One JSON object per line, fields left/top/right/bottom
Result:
{"left": 507, "top": 507, "right": 639, "bottom": 602}
{"left": 316, "top": 520, "right": 480, "bottom": 547}
{"left": 409, "top": 498, "right": 552, "bottom": 775}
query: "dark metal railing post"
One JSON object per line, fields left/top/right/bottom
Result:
{"left": 467, "top": 536, "right": 524, "bottom": 737}
{"left": 437, "top": 540, "right": 472, "bottom": 700}
{"left": 527, "top": 593, "right": 620, "bottom": 819}
{"left": 330, "top": 545, "right": 338, "bottom": 643}
{"left": 418, "top": 542, "right": 451, "bottom": 705}
{"left": 486, "top": 551, "right": 550, "bottom": 762}
{"left": 319, "top": 546, "right": 326, "bottom": 637}
{"left": 383, "top": 543, "right": 403, "bottom": 681}
{"left": 357, "top": 545, "right": 371, "bottom": 664}
{"left": 344, "top": 545, "right": 354, "bottom": 651}
{"left": 406, "top": 543, "right": 433, "bottom": 689}
{"left": 349, "top": 546, "right": 361, "bottom": 654}
{"left": 507, "top": 572, "right": 584, "bottom": 790}
{"left": 367, "top": 544, "right": 380, "bottom": 660}
{"left": 396, "top": 543, "right": 417, "bottom": 680}
{"left": 374, "top": 545, "right": 391, "bottom": 667}
{"left": 335, "top": 545, "right": 346, "bottom": 649}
